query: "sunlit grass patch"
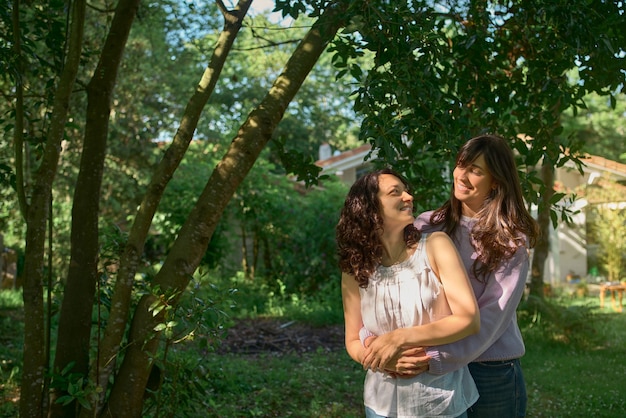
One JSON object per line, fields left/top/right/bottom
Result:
{"left": 523, "top": 296, "right": 626, "bottom": 417}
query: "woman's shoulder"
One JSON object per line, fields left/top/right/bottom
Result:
{"left": 425, "top": 230, "right": 452, "bottom": 246}
{"left": 415, "top": 211, "right": 442, "bottom": 232}
{"left": 423, "top": 231, "right": 458, "bottom": 261}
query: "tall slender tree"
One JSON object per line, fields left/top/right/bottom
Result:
{"left": 16, "top": 0, "right": 86, "bottom": 415}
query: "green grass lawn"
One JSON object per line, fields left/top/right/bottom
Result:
{"left": 201, "top": 350, "right": 364, "bottom": 417}
{"left": 2, "top": 288, "right": 626, "bottom": 417}
{"left": 522, "top": 302, "right": 626, "bottom": 417}
{"left": 198, "top": 297, "right": 626, "bottom": 417}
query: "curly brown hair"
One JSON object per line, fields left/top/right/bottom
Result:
{"left": 336, "top": 168, "right": 421, "bottom": 288}
{"left": 431, "top": 134, "right": 540, "bottom": 280}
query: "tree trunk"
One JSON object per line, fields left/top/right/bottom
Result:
{"left": 103, "top": 5, "right": 348, "bottom": 416}
{"left": 87, "top": 1, "right": 254, "bottom": 415}
{"left": 529, "top": 160, "right": 555, "bottom": 298}
{"left": 11, "top": 0, "right": 28, "bottom": 217}
{"left": 49, "top": 0, "right": 141, "bottom": 416}
{"left": 19, "top": 1, "right": 86, "bottom": 417}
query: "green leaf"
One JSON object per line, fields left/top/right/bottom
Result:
{"left": 549, "top": 192, "right": 566, "bottom": 205}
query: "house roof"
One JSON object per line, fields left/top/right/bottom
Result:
{"left": 580, "top": 154, "right": 626, "bottom": 179}
{"left": 315, "top": 144, "right": 373, "bottom": 173}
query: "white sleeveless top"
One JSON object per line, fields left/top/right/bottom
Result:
{"left": 360, "top": 234, "right": 478, "bottom": 417}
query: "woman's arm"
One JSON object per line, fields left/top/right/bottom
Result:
{"left": 425, "top": 246, "right": 530, "bottom": 374}
{"left": 341, "top": 272, "right": 366, "bottom": 365}
{"left": 362, "top": 232, "right": 480, "bottom": 372}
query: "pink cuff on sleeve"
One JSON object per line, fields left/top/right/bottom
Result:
{"left": 359, "top": 327, "right": 375, "bottom": 346}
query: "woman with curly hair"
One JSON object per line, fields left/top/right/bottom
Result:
{"left": 362, "top": 135, "right": 540, "bottom": 418}
{"left": 337, "top": 168, "right": 480, "bottom": 418}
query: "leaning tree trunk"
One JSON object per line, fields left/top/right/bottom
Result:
{"left": 529, "top": 159, "right": 555, "bottom": 298}
{"left": 86, "top": 2, "right": 253, "bottom": 416}
{"left": 18, "top": 1, "right": 86, "bottom": 417}
{"left": 103, "top": 5, "right": 349, "bottom": 416}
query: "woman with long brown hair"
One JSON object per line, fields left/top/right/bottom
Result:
{"left": 338, "top": 168, "right": 480, "bottom": 417}
{"left": 363, "top": 135, "right": 539, "bottom": 417}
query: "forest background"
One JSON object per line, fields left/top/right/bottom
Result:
{"left": 1, "top": 0, "right": 626, "bottom": 417}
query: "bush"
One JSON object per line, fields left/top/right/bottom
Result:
{"left": 226, "top": 163, "right": 348, "bottom": 296}
{"left": 200, "top": 269, "right": 344, "bottom": 326}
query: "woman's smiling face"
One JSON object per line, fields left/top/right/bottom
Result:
{"left": 453, "top": 154, "right": 496, "bottom": 217}
{"left": 377, "top": 174, "right": 415, "bottom": 230}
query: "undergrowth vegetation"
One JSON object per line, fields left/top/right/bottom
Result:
{"left": 518, "top": 292, "right": 626, "bottom": 417}
{"left": 2, "top": 282, "right": 626, "bottom": 417}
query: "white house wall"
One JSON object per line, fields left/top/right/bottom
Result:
{"left": 548, "top": 156, "right": 626, "bottom": 284}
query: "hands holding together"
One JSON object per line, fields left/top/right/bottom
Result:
{"left": 362, "top": 334, "right": 430, "bottom": 378}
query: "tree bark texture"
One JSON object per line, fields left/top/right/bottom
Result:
{"left": 88, "top": 2, "right": 253, "bottom": 416}
{"left": 19, "top": 1, "right": 86, "bottom": 417}
{"left": 103, "top": 4, "right": 348, "bottom": 416}
{"left": 11, "top": 0, "right": 28, "bottom": 218}
{"left": 529, "top": 160, "right": 555, "bottom": 298}
{"left": 49, "top": 0, "right": 142, "bottom": 416}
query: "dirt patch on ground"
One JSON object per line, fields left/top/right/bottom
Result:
{"left": 216, "top": 317, "right": 345, "bottom": 355}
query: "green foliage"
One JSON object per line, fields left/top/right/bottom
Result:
{"left": 344, "top": 0, "right": 626, "bottom": 210}
{"left": 0, "top": 278, "right": 352, "bottom": 418}
{"left": 586, "top": 176, "right": 626, "bottom": 282}
{"left": 142, "top": 355, "right": 214, "bottom": 418}
{"left": 0, "top": 288, "right": 22, "bottom": 309}
{"left": 4, "top": 0, "right": 626, "bottom": 415}
{"left": 265, "top": 179, "right": 347, "bottom": 294}
{"left": 0, "top": 0, "right": 73, "bottom": 242}
{"left": 53, "top": 373, "right": 95, "bottom": 411}
{"left": 173, "top": 272, "right": 236, "bottom": 347}
{"left": 228, "top": 162, "right": 348, "bottom": 295}
{"left": 155, "top": 141, "right": 232, "bottom": 267}
{"left": 0, "top": 290, "right": 23, "bottom": 416}
{"left": 140, "top": 273, "right": 236, "bottom": 417}
{"left": 206, "top": 12, "right": 362, "bottom": 171}
{"left": 274, "top": 288, "right": 345, "bottom": 327}
{"left": 273, "top": 137, "right": 328, "bottom": 187}
{"left": 227, "top": 273, "right": 344, "bottom": 327}
{"left": 562, "top": 91, "right": 626, "bottom": 163}
{"left": 2, "top": 0, "right": 82, "bottom": 174}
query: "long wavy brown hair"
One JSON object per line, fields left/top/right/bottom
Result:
{"left": 431, "top": 134, "right": 540, "bottom": 280}
{"left": 336, "top": 168, "right": 421, "bottom": 288}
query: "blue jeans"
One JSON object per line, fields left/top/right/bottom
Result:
{"left": 365, "top": 407, "right": 468, "bottom": 418}
{"left": 467, "top": 358, "right": 527, "bottom": 418}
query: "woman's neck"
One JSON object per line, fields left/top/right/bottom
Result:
{"left": 461, "top": 203, "right": 480, "bottom": 218}
{"left": 380, "top": 235, "right": 408, "bottom": 266}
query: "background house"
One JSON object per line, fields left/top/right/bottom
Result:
{"left": 316, "top": 144, "right": 626, "bottom": 285}
{"left": 315, "top": 143, "right": 374, "bottom": 186}
{"left": 551, "top": 155, "right": 626, "bottom": 285}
